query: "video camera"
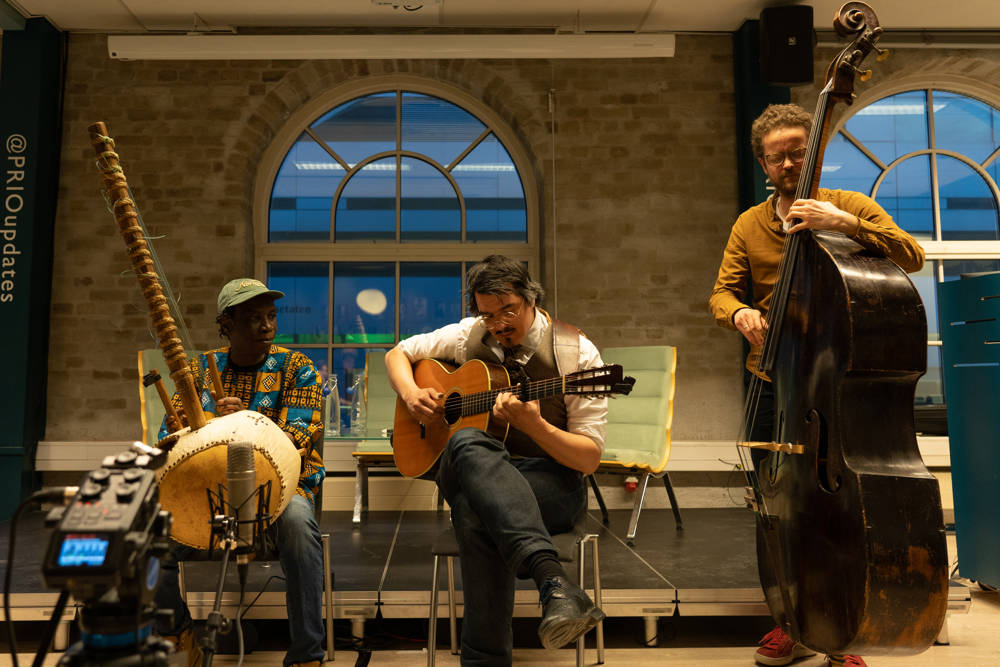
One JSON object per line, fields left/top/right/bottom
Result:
{"left": 40, "top": 444, "right": 175, "bottom": 666}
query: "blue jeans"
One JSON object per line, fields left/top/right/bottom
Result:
{"left": 154, "top": 494, "right": 326, "bottom": 666}
{"left": 435, "top": 427, "right": 586, "bottom": 666}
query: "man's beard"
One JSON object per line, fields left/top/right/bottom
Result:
{"left": 774, "top": 170, "right": 800, "bottom": 198}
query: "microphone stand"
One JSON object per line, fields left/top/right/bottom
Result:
{"left": 199, "top": 480, "right": 273, "bottom": 667}
{"left": 200, "top": 515, "right": 238, "bottom": 667}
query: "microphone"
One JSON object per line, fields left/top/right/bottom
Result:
{"left": 226, "top": 440, "right": 257, "bottom": 556}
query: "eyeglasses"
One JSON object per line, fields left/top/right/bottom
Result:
{"left": 762, "top": 146, "right": 807, "bottom": 166}
{"left": 478, "top": 300, "right": 523, "bottom": 330}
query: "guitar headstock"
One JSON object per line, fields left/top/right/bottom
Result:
{"left": 827, "top": 2, "right": 887, "bottom": 105}
{"left": 565, "top": 365, "right": 636, "bottom": 397}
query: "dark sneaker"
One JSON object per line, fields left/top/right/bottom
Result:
{"left": 537, "top": 575, "right": 606, "bottom": 650}
{"left": 754, "top": 625, "right": 816, "bottom": 666}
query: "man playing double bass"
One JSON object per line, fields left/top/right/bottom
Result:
{"left": 709, "top": 104, "right": 925, "bottom": 667}
{"left": 385, "top": 254, "right": 606, "bottom": 665}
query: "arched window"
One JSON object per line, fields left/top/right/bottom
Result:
{"left": 821, "top": 88, "right": 1000, "bottom": 411}
{"left": 254, "top": 80, "right": 539, "bottom": 407}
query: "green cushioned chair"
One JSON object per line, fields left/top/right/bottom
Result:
{"left": 593, "top": 345, "right": 680, "bottom": 544}
{"left": 138, "top": 348, "right": 200, "bottom": 444}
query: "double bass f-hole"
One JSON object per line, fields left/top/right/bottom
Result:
{"left": 807, "top": 409, "right": 841, "bottom": 494}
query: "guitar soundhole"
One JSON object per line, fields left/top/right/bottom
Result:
{"left": 443, "top": 392, "right": 462, "bottom": 425}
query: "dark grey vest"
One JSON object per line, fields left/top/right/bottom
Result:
{"left": 465, "top": 310, "right": 581, "bottom": 459}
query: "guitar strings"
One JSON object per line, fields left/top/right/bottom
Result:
{"left": 441, "top": 372, "right": 615, "bottom": 417}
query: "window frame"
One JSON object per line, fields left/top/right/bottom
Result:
{"left": 252, "top": 74, "right": 541, "bottom": 359}
{"left": 828, "top": 79, "right": 1000, "bottom": 406}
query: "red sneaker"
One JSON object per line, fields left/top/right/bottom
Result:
{"left": 754, "top": 626, "right": 818, "bottom": 666}
{"left": 826, "top": 657, "right": 867, "bottom": 667}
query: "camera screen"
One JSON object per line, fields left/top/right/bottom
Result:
{"left": 57, "top": 533, "right": 110, "bottom": 567}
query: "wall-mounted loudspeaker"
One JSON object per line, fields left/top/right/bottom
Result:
{"left": 759, "top": 4, "right": 815, "bottom": 86}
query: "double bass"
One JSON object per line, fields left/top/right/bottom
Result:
{"left": 740, "top": 2, "right": 948, "bottom": 656}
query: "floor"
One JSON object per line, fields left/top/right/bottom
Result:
{"left": 4, "top": 506, "right": 999, "bottom": 666}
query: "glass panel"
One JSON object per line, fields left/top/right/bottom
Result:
{"left": 400, "top": 262, "right": 463, "bottom": 339}
{"left": 310, "top": 92, "right": 396, "bottom": 167}
{"left": 400, "top": 157, "right": 461, "bottom": 242}
{"left": 874, "top": 154, "right": 933, "bottom": 241}
{"left": 288, "top": 347, "right": 330, "bottom": 383}
{"left": 915, "top": 346, "right": 943, "bottom": 406}
{"left": 335, "top": 157, "right": 397, "bottom": 241}
{"left": 941, "top": 258, "right": 1000, "bottom": 281}
{"left": 454, "top": 134, "right": 527, "bottom": 242}
{"left": 401, "top": 93, "right": 485, "bottom": 168}
{"left": 269, "top": 132, "right": 336, "bottom": 242}
{"left": 911, "top": 261, "right": 938, "bottom": 342}
{"left": 820, "top": 133, "right": 880, "bottom": 195}
{"left": 937, "top": 155, "right": 1000, "bottom": 241}
{"left": 932, "top": 91, "right": 1000, "bottom": 164}
{"left": 844, "top": 90, "right": 929, "bottom": 166}
{"left": 267, "top": 262, "right": 329, "bottom": 344}
{"left": 333, "top": 262, "right": 395, "bottom": 345}
{"left": 333, "top": 347, "right": 366, "bottom": 432}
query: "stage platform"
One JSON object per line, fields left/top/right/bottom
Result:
{"left": 1, "top": 507, "right": 971, "bottom": 642}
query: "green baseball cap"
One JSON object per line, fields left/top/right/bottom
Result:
{"left": 217, "top": 278, "right": 285, "bottom": 314}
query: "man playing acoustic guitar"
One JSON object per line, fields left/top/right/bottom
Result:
{"left": 385, "top": 254, "right": 606, "bottom": 664}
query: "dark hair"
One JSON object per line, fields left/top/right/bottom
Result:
{"left": 750, "top": 103, "right": 813, "bottom": 160}
{"left": 216, "top": 307, "right": 234, "bottom": 339}
{"left": 465, "top": 255, "right": 545, "bottom": 315}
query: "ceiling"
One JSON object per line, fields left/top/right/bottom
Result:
{"left": 7, "top": 0, "right": 1000, "bottom": 34}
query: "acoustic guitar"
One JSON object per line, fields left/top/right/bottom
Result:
{"left": 392, "top": 358, "right": 635, "bottom": 478}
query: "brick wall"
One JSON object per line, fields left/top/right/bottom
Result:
{"left": 43, "top": 33, "right": 1000, "bottom": 447}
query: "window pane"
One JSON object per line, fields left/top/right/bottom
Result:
{"left": 915, "top": 346, "right": 943, "bottom": 406}
{"left": 941, "top": 258, "right": 1000, "bottom": 281}
{"left": 402, "top": 93, "right": 485, "bottom": 167}
{"left": 333, "top": 347, "right": 366, "bottom": 431}
{"left": 269, "top": 132, "right": 335, "bottom": 242}
{"left": 933, "top": 91, "right": 1000, "bottom": 164}
{"left": 820, "top": 132, "right": 880, "bottom": 195}
{"left": 334, "top": 262, "right": 395, "bottom": 344}
{"left": 335, "top": 158, "right": 397, "bottom": 241}
{"left": 400, "top": 262, "right": 463, "bottom": 339}
{"left": 267, "top": 262, "right": 329, "bottom": 344}
{"left": 311, "top": 93, "right": 396, "bottom": 167}
{"left": 937, "top": 155, "right": 999, "bottom": 241}
{"left": 845, "top": 91, "right": 929, "bottom": 165}
{"left": 400, "top": 157, "right": 461, "bottom": 242}
{"left": 454, "top": 134, "right": 527, "bottom": 242}
{"left": 875, "top": 154, "right": 933, "bottom": 240}
{"left": 911, "top": 261, "right": 938, "bottom": 342}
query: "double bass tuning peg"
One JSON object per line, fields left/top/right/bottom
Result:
{"left": 875, "top": 46, "right": 890, "bottom": 62}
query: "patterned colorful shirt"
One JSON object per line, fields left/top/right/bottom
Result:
{"left": 159, "top": 345, "right": 326, "bottom": 507}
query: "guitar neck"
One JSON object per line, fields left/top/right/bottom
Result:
{"left": 457, "top": 376, "right": 567, "bottom": 417}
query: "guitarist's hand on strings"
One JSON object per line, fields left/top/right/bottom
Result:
{"left": 492, "top": 389, "right": 542, "bottom": 432}
{"left": 402, "top": 386, "right": 443, "bottom": 420}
